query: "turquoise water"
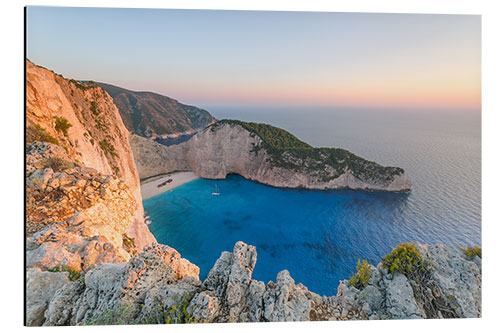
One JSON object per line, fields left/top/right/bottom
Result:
{"left": 144, "top": 108, "right": 481, "bottom": 296}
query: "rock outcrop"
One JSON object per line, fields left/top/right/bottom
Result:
{"left": 26, "top": 142, "right": 154, "bottom": 277}
{"left": 27, "top": 241, "right": 480, "bottom": 326}
{"left": 33, "top": 243, "right": 199, "bottom": 326}
{"left": 26, "top": 60, "right": 154, "bottom": 249}
{"left": 333, "top": 243, "right": 481, "bottom": 320}
{"left": 130, "top": 120, "right": 412, "bottom": 191}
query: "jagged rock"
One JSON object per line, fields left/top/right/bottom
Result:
{"left": 188, "top": 242, "right": 323, "bottom": 323}
{"left": 197, "top": 241, "right": 257, "bottom": 321}
{"left": 262, "top": 270, "right": 321, "bottom": 322}
{"left": 225, "top": 242, "right": 257, "bottom": 319}
{"left": 41, "top": 244, "right": 201, "bottom": 325}
{"left": 26, "top": 268, "right": 71, "bottom": 326}
{"left": 32, "top": 241, "right": 481, "bottom": 326}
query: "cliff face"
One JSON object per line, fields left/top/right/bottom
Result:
{"left": 26, "top": 60, "right": 154, "bottom": 249}
{"left": 129, "top": 134, "right": 190, "bottom": 180}
{"left": 97, "top": 82, "right": 216, "bottom": 138}
{"left": 27, "top": 241, "right": 481, "bottom": 325}
{"left": 131, "top": 121, "right": 412, "bottom": 191}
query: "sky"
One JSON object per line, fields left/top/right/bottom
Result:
{"left": 26, "top": 7, "right": 481, "bottom": 110}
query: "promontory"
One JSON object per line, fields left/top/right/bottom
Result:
{"left": 131, "top": 119, "right": 412, "bottom": 191}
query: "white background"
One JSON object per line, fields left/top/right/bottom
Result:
{"left": 1, "top": 0, "right": 498, "bottom": 332}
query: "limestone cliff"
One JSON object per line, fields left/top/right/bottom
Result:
{"left": 26, "top": 60, "right": 154, "bottom": 249}
{"left": 131, "top": 120, "right": 412, "bottom": 191}
{"left": 129, "top": 134, "right": 190, "bottom": 180}
{"left": 26, "top": 241, "right": 481, "bottom": 325}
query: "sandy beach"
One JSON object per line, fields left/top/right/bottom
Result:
{"left": 140, "top": 172, "right": 199, "bottom": 200}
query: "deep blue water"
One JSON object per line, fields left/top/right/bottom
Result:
{"left": 143, "top": 108, "right": 481, "bottom": 296}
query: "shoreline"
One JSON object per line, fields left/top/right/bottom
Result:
{"left": 140, "top": 171, "right": 199, "bottom": 200}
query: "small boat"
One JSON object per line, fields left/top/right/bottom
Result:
{"left": 212, "top": 184, "right": 220, "bottom": 196}
{"left": 145, "top": 219, "right": 152, "bottom": 225}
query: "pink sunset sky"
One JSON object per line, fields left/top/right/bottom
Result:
{"left": 27, "top": 8, "right": 481, "bottom": 110}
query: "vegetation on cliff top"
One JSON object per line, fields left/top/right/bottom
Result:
{"left": 382, "top": 243, "right": 428, "bottom": 276}
{"left": 348, "top": 259, "right": 371, "bottom": 289}
{"left": 54, "top": 117, "right": 73, "bottom": 136}
{"left": 211, "top": 119, "right": 404, "bottom": 184}
{"left": 457, "top": 245, "right": 482, "bottom": 258}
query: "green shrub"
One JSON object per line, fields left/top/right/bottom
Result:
{"left": 55, "top": 117, "right": 72, "bottom": 136}
{"left": 142, "top": 294, "right": 198, "bottom": 324}
{"left": 69, "top": 79, "right": 86, "bottom": 91}
{"left": 26, "top": 124, "right": 59, "bottom": 145}
{"left": 112, "top": 165, "right": 120, "bottom": 175}
{"left": 40, "top": 157, "right": 74, "bottom": 172}
{"left": 48, "top": 266, "right": 81, "bottom": 282}
{"left": 99, "top": 139, "right": 117, "bottom": 157}
{"left": 83, "top": 304, "right": 137, "bottom": 325}
{"left": 212, "top": 119, "right": 311, "bottom": 150}
{"left": 457, "top": 245, "right": 481, "bottom": 258}
{"left": 382, "top": 243, "right": 426, "bottom": 275}
{"left": 348, "top": 259, "right": 371, "bottom": 289}
{"left": 90, "top": 101, "right": 100, "bottom": 115}
{"left": 122, "top": 234, "right": 137, "bottom": 256}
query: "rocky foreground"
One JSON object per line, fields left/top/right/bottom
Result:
{"left": 131, "top": 121, "right": 412, "bottom": 191}
{"left": 27, "top": 240, "right": 481, "bottom": 326}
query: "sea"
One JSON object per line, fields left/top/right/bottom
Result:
{"left": 143, "top": 107, "right": 481, "bottom": 296}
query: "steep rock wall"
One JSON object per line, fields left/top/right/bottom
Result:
{"left": 26, "top": 60, "right": 154, "bottom": 249}
{"left": 129, "top": 134, "right": 190, "bottom": 180}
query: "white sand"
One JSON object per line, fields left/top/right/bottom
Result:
{"left": 140, "top": 172, "right": 199, "bottom": 200}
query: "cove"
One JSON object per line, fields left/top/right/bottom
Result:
{"left": 143, "top": 173, "right": 477, "bottom": 296}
